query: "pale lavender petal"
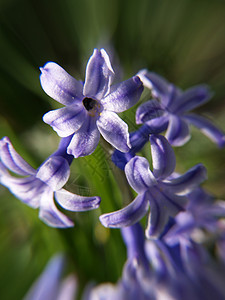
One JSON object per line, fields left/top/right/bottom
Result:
{"left": 101, "top": 76, "right": 143, "bottom": 113}
{"left": 57, "top": 275, "right": 77, "bottom": 300}
{"left": 67, "top": 117, "right": 100, "bottom": 157}
{"left": 125, "top": 156, "right": 156, "bottom": 193}
{"left": 40, "top": 62, "right": 83, "bottom": 105}
{"left": 145, "top": 114, "right": 169, "bottom": 134}
{"left": 136, "top": 100, "right": 164, "bottom": 124}
{"left": 97, "top": 111, "right": 130, "bottom": 152}
{"left": 137, "top": 69, "right": 179, "bottom": 108}
{"left": 183, "top": 113, "right": 225, "bottom": 147}
{"left": 146, "top": 187, "right": 187, "bottom": 238}
{"left": 55, "top": 189, "right": 101, "bottom": 211}
{"left": 39, "top": 190, "right": 74, "bottom": 228}
{"left": 0, "top": 137, "right": 36, "bottom": 176}
{"left": 137, "top": 69, "right": 169, "bottom": 99}
{"left": 150, "top": 134, "right": 176, "bottom": 179}
{"left": 99, "top": 192, "right": 150, "bottom": 228}
{"left": 160, "top": 164, "right": 207, "bottom": 195}
{"left": 43, "top": 105, "right": 86, "bottom": 137}
{"left": 0, "top": 175, "right": 42, "bottom": 208}
{"left": 166, "top": 115, "right": 191, "bottom": 146}
{"left": 36, "top": 156, "right": 70, "bottom": 191}
{"left": 23, "top": 254, "right": 65, "bottom": 300}
{"left": 174, "top": 85, "right": 212, "bottom": 114}
{"left": 83, "top": 49, "right": 114, "bottom": 100}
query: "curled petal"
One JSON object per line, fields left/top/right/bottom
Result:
{"left": 36, "top": 156, "right": 70, "bottom": 191}
{"left": 97, "top": 111, "right": 130, "bottom": 152}
{"left": 161, "top": 164, "right": 207, "bottom": 196}
{"left": 150, "top": 134, "right": 176, "bottom": 179}
{"left": 83, "top": 49, "right": 114, "bottom": 100}
{"left": 125, "top": 156, "right": 156, "bottom": 193}
{"left": 40, "top": 62, "right": 83, "bottom": 105}
{"left": 183, "top": 113, "right": 225, "bottom": 148}
{"left": 146, "top": 187, "right": 187, "bottom": 238}
{"left": 165, "top": 115, "right": 191, "bottom": 146}
{"left": 43, "top": 105, "right": 85, "bottom": 137}
{"left": 99, "top": 192, "right": 150, "bottom": 228}
{"left": 55, "top": 189, "right": 101, "bottom": 211}
{"left": 101, "top": 76, "right": 143, "bottom": 113}
{"left": 145, "top": 115, "right": 169, "bottom": 134}
{"left": 39, "top": 190, "right": 74, "bottom": 228}
{"left": 67, "top": 117, "right": 100, "bottom": 158}
{"left": 0, "top": 175, "right": 42, "bottom": 208}
{"left": 174, "top": 85, "right": 212, "bottom": 114}
{"left": 136, "top": 100, "right": 164, "bottom": 124}
{"left": 0, "top": 137, "right": 36, "bottom": 176}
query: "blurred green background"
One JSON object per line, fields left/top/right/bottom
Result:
{"left": 0, "top": 0, "right": 225, "bottom": 299}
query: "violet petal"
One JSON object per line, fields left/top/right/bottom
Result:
{"left": 55, "top": 189, "right": 101, "bottom": 211}
{"left": 145, "top": 114, "right": 169, "bottom": 134}
{"left": 40, "top": 62, "right": 83, "bottom": 105}
{"left": 97, "top": 110, "right": 130, "bottom": 152}
{"left": 99, "top": 192, "right": 150, "bottom": 228}
{"left": 165, "top": 115, "right": 191, "bottom": 146}
{"left": 101, "top": 76, "right": 143, "bottom": 113}
{"left": 0, "top": 136, "right": 36, "bottom": 176}
{"left": 39, "top": 190, "right": 74, "bottom": 228}
{"left": 174, "top": 85, "right": 212, "bottom": 114}
{"left": 83, "top": 49, "right": 114, "bottom": 100}
{"left": 125, "top": 156, "right": 156, "bottom": 193}
{"left": 36, "top": 156, "right": 70, "bottom": 191}
{"left": 67, "top": 117, "right": 100, "bottom": 158}
{"left": 43, "top": 105, "right": 86, "bottom": 137}
{"left": 183, "top": 113, "right": 225, "bottom": 147}
{"left": 146, "top": 187, "right": 187, "bottom": 238}
{"left": 160, "top": 164, "right": 207, "bottom": 195}
{"left": 150, "top": 134, "right": 176, "bottom": 179}
{"left": 136, "top": 100, "right": 164, "bottom": 124}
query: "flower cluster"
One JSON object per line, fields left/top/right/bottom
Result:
{"left": 1, "top": 48, "right": 225, "bottom": 299}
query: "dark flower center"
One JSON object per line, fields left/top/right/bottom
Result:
{"left": 82, "top": 97, "right": 97, "bottom": 111}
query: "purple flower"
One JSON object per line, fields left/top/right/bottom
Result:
{"left": 24, "top": 254, "right": 77, "bottom": 300}
{"left": 136, "top": 70, "right": 225, "bottom": 147}
{"left": 40, "top": 49, "right": 143, "bottom": 157}
{"left": 0, "top": 136, "right": 100, "bottom": 228}
{"left": 100, "top": 134, "right": 207, "bottom": 238}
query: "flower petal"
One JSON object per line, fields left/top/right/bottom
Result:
{"left": 183, "top": 113, "right": 225, "bottom": 147}
{"left": 97, "top": 110, "right": 131, "bottom": 152}
{"left": 67, "top": 117, "right": 100, "bottom": 157}
{"left": 99, "top": 192, "right": 150, "bottom": 228}
{"left": 40, "top": 62, "right": 83, "bottom": 105}
{"left": 173, "top": 85, "right": 212, "bottom": 114}
{"left": 0, "top": 175, "right": 42, "bottom": 208}
{"left": 0, "top": 137, "right": 36, "bottom": 176}
{"left": 83, "top": 49, "right": 114, "bottom": 100}
{"left": 125, "top": 156, "right": 156, "bottom": 193}
{"left": 165, "top": 115, "right": 191, "bottom": 146}
{"left": 36, "top": 156, "right": 70, "bottom": 191}
{"left": 39, "top": 190, "right": 74, "bottom": 228}
{"left": 145, "top": 115, "right": 169, "bottom": 134}
{"left": 43, "top": 105, "right": 86, "bottom": 137}
{"left": 136, "top": 100, "right": 164, "bottom": 124}
{"left": 101, "top": 76, "right": 143, "bottom": 113}
{"left": 150, "top": 134, "right": 176, "bottom": 179}
{"left": 146, "top": 187, "right": 187, "bottom": 238}
{"left": 160, "top": 164, "right": 207, "bottom": 196}
{"left": 55, "top": 189, "right": 101, "bottom": 211}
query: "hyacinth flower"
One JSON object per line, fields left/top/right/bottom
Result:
{"left": 24, "top": 254, "right": 77, "bottom": 300}
{"left": 89, "top": 224, "right": 154, "bottom": 300}
{"left": 40, "top": 49, "right": 143, "bottom": 158}
{"left": 136, "top": 69, "right": 225, "bottom": 147}
{"left": 100, "top": 134, "right": 207, "bottom": 238}
{"left": 0, "top": 136, "right": 100, "bottom": 227}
